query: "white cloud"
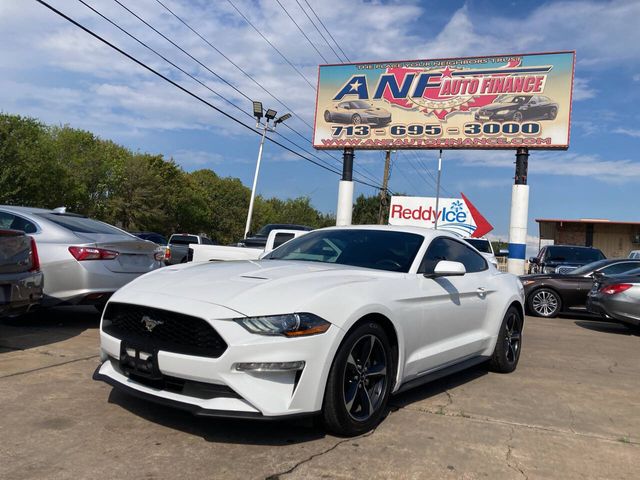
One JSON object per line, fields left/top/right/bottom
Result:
{"left": 613, "top": 127, "right": 640, "bottom": 138}
{"left": 634, "top": 74, "right": 640, "bottom": 82}
{"left": 572, "top": 78, "right": 596, "bottom": 101}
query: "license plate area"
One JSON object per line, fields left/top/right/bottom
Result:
{"left": 119, "top": 342, "right": 162, "bottom": 380}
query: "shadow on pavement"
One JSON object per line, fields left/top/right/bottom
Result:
{"left": 574, "top": 320, "right": 636, "bottom": 336}
{"left": 0, "top": 306, "right": 100, "bottom": 351}
{"left": 390, "top": 364, "right": 487, "bottom": 409}
{"left": 106, "top": 363, "right": 489, "bottom": 445}
{"left": 107, "top": 388, "right": 326, "bottom": 446}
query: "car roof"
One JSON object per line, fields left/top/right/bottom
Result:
{"left": 0, "top": 205, "right": 54, "bottom": 214}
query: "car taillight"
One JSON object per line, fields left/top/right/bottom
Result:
{"left": 154, "top": 247, "right": 164, "bottom": 262}
{"left": 600, "top": 283, "right": 632, "bottom": 295}
{"left": 164, "top": 246, "right": 171, "bottom": 260}
{"left": 69, "top": 246, "right": 119, "bottom": 261}
{"left": 29, "top": 236, "right": 40, "bottom": 272}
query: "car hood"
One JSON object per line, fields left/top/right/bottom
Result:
{"left": 361, "top": 107, "right": 390, "bottom": 116}
{"left": 520, "top": 273, "right": 583, "bottom": 281}
{"left": 111, "top": 260, "right": 387, "bottom": 317}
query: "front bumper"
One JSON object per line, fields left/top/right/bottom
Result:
{"left": 95, "top": 299, "right": 343, "bottom": 418}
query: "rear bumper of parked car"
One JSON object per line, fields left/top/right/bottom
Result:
{"left": 0, "top": 271, "right": 44, "bottom": 316}
{"left": 94, "top": 297, "right": 343, "bottom": 418}
{"left": 587, "top": 295, "right": 640, "bottom": 326}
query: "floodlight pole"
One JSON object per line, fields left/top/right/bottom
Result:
{"left": 244, "top": 121, "right": 269, "bottom": 239}
{"left": 434, "top": 149, "right": 443, "bottom": 230}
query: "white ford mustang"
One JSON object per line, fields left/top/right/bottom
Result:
{"left": 94, "top": 225, "right": 525, "bottom": 436}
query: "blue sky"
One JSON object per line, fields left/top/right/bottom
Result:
{"left": 1, "top": 0, "right": 639, "bottom": 254}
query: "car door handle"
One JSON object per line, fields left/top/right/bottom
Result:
{"left": 477, "top": 287, "right": 487, "bottom": 297}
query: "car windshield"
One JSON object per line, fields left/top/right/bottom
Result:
{"left": 546, "top": 247, "right": 605, "bottom": 263}
{"left": 570, "top": 259, "right": 611, "bottom": 275}
{"left": 264, "top": 229, "right": 424, "bottom": 273}
{"left": 37, "top": 213, "right": 126, "bottom": 235}
{"left": 497, "top": 95, "right": 530, "bottom": 104}
{"left": 351, "top": 101, "right": 371, "bottom": 109}
{"left": 464, "top": 239, "right": 492, "bottom": 253}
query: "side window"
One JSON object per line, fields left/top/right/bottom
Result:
{"left": 339, "top": 102, "right": 349, "bottom": 109}
{"left": 0, "top": 211, "right": 38, "bottom": 234}
{"left": 419, "top": 237, "right": 487, "bottom": 274}
{"left": 599, "top": 262, "right": 638, "bottom": 275}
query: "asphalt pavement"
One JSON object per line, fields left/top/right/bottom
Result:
{"left": 0, "top": 307, "right": 638, "bottom": 479}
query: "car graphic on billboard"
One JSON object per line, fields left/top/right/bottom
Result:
{"left": 323, "top": 100, "right": 392, "bottom": 127}
{"left": 474, "top": 95, "right": 559, "bottom": 122}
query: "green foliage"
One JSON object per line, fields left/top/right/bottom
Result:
{"left": 352, "top": 193, "right": 388, "bottom": 225}
{"left": 0, "top": 113, "right": 342, "bottom": 242}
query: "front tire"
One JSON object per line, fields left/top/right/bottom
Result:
{"left": 351, "top": 114, "right": 362, "bottom": 125}
{"left": 528, "top": 288, "right": 561, "bottom": 318}
{"left": 324, "top": 110, "right": 332, "bottom": 122}
{"left": 512, "top": 111, "right": 524, "bottom": 122}
{"left": 322, "top": 322, "right": 393, "bottom": 436}
{"left": 489, "top": 306, "right": 523, "bottom": 373}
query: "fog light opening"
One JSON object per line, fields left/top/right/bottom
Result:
{"left": 234, "top": 361, "right": 305, "bottom": 372}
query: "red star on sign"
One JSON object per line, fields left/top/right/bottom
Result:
{"left": 441, "top": 66, "right": 453, "bottom": 78}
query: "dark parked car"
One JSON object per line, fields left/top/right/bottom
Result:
{"left": 131, "top": 232, "right": 168, "bottom": 245}
{"left": 241, "top": 224, "right": 313, "bottom": 249}
{"left": 521, "top": 259, "right": 640, "bottom": 318}
{"left": 587, "top": 268, "right": 640, "bottom": 330}
{"left": 474, "top": 95, "right": 559, "bottom": 122}
{"left": 0, "top": 229, "right": 43, "bottom": 317}
{"left": 528, "top": 245, "right": 605, "bottom": 274}
{"left": 323, "top": 100, "right": 392, "bottom": 126}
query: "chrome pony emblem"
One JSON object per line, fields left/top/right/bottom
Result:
{"left": 141, "top": 315, "right": 163, "bottom": 332}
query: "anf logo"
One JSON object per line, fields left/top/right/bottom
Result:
{"left": 141, "top": 315, "right": 163, "bottom": 332}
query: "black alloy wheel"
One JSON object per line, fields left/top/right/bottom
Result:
{"left": 529, "top": 288, "right": 561, "bottom": 318}
{"left": 549, "top": 107, "right": 558, "bottom": 119}
{"left": 351, "top": 114, "right": 362, "bottom": 125}
{"left": 324, "top": 111, "right": 331, "bottom": 122}
{"left": 322, "top": 322, "right": 393, "bottom": 436}
{"left": 489, "top": 306, "right": 523, "bottom": 373}
{"left": 512, "top": 111, "right": 524, "bottom": 122}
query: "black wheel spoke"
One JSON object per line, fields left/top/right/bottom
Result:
{"left": 365, "top": 363, "right": 386, "bottom": 378}
{"left": 345, "top": 381, "right": 358, "bottom": 411}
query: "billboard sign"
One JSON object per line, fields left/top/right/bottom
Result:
{"left": 314, "top": 52, "right": 575, "bottom": 150}
{"left": 388, "top": 193, "right": 493, "bottom": 238}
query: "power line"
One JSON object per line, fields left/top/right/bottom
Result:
{"left": 34, "top": 0, "right": 354, "bottom": 181}
{"left": 274, "top": 0, "right": 329, "bottom": 63}
{"left": 104, "top": 0, "right": 367, "bottom": 181}
{"left": 294, "top": 0, "right": 342, "bottom": 63}
{"left": 303, "top": 0, "right": 350, "bottom": 62}
{"left": 226, "top": 0, "right": 316, "bottom": 90}
{"left": 150, "top": 0, "right": 381, "bottom": 186}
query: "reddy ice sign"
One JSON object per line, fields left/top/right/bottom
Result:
{"left": 313, "top": 52, "right": 574, "bottom": 150}
{"left": 388, "top": 194, "right": 493, "bottom": 238}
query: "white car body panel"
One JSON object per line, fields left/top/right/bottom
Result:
{"left": 96, "top": 225, "right": 524, "bottom": 418}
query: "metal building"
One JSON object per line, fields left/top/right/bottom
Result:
{"left": 536, "top": 218, "right": 640, "bottom": 258}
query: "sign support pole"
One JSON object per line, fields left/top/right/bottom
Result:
{"left": 378, "top": 150, "right": 391, "bottom": 224}
{"left": 336, "top": 147, "right": 354, "bottom": 226}
{"left": 507, "top": 147, "right": 530, "bottom": 275}
{"left": 434, "top": 149, "right": 443, "bottom": 230}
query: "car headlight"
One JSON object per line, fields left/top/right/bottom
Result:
{"left": 521, "top": 279, "right": 537, "bottom": 286}
{"left": 543, "top": 266, "right": 555, "bottom": 274}
{"left": 496, "top": 109, "right": 510, "bottom": 115}
{"left": 235, "top": 313, "right": 330, "bottom": 337}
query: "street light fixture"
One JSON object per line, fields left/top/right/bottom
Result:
{"left": 244, "top": 101, "right": 291, "bottom": 239}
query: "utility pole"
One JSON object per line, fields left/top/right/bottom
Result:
{"left": 378, "top": 150, "right": 392, "bottom": 224}
{"left": 434, "top": 149, "right": 443, "bottom": 230}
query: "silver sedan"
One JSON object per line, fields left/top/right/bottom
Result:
{"left": 0, "top": 206, "right": 163, "bottom": 308}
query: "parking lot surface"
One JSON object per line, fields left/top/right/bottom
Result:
{"left": 0, "top": 308, "right": 638, "bottom": 479}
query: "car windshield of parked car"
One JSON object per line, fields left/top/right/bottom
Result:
{"left": 36, "top": 213, "right": 126, "bottom": 235}
{"left": 264, "top": 229, "right": 424, "bottom": 272}
{"left": 570, "top": 260, "right": 611, "bottom": 275}
{"left": 464, "top": 238, "right": 492, "bottom": 253}
{"left": 350, "top": 101, "right": 371, "bottom": 109}
{"left": 546, "top": 247, "right": 605, "bottom": 263}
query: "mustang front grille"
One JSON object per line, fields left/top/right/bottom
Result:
{"left": 102, "top": 302, "right": 227, "bottom": 358}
